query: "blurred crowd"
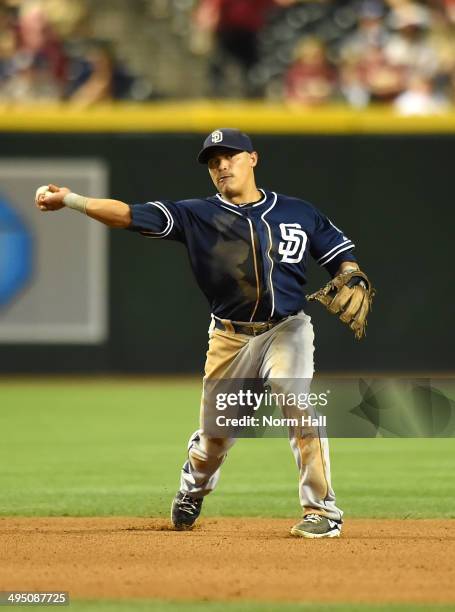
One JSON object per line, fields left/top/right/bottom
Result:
{"left": 1, "top": 0, "right": 455, "bottom": 113}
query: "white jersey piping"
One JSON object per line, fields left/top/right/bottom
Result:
{"left": 246, "top": 218, "right": 261, "bottom": 322}
{"left": 261, "top": 192, "right": 278, "bottom": 319}
{"left": 139, "top": 201, "right": 174, "bottom": 239}
{"left": 321, "top": 243, "right": 356, "bottom": 266}
{"left": 219, "top": 204, "right": 243, "bottom": 216}
{"left": 317, "top": 239, "right": 352, "bottom": 264}
{"left": 215, "top": 189, "right": 267, "bottom": 208}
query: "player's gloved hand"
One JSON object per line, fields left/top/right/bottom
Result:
{"left": 306, "top": 270, "right": 375, "bottom": 340}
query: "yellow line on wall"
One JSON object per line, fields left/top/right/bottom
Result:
{"left": 1, "top": 102, "right": 455, "bottom": 133}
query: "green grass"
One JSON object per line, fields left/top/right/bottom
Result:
{"left": 0, "top": 379, "right": 454, "bottom": 518}
{"left": 65, "top": 602, "right": 455, "bottom": 612}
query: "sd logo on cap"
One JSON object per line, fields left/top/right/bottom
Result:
{"left": 198, "top": 128, "right": 254, "bottom": 164}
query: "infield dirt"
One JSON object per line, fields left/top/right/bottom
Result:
{"left": 1, "top": 517, "right": 454, "bottom": 604}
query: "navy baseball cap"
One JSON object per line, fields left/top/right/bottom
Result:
{"left": 197, "top": 128, "right": 254, "bottom": 164}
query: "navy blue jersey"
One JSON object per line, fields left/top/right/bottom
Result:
{"left": 128, "top": 189, "right": 356, "bottom": 322}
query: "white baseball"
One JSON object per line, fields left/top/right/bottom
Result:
{"left": 35, "top": 185, "right": 53, "bottom": 210}
{"left": 35, "top": 185, "right": 52, "bottom": 201}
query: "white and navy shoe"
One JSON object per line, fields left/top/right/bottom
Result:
{"left": 171, "top": 491, "right": 203, "bottom": 530}
{"left": 290, "top": 513, "right": 342, "bottom": 539}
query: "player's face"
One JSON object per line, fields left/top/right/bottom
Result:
{"left": 207, "top": 149, "right": 258, "bottom": 198}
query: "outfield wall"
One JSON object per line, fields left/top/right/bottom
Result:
{"left": 0, "top": 106, "right": 452, "bottom": 373}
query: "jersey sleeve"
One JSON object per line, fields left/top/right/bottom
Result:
{"left": 309, "top": 209, "right": 356, "bottom": 276}
{"left": 128, "top": 200, "right": 185, "bottom": 242}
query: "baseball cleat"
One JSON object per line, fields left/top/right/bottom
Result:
{"left": 290, "top": 513, "right": 342, "bottom": 539}
{"left": 171, "top": 491, "right": 203, "bottom": 530}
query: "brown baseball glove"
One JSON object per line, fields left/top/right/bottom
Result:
{"left": 306, "top": 269, "right": 375, "bottom": 340}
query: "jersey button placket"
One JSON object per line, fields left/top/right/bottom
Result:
{"left": 251, "top": 213, "right": 272, "bottom": 321}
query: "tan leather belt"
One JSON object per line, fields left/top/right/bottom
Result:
{"left": 214, "top": 316, "right": 293, "bottom": 336}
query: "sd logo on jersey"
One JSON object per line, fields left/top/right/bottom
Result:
{"left": 278, "top": 223, "right": 307, "bottom": 263}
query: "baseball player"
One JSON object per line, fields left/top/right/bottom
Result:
{"left": 35, "top": 128, "right": 373, "bottom": 539}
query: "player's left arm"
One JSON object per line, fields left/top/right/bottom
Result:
{"left": 307, "top": 210, "right": 374, "bottom": 339}
{"left": 337, "top": 261, "right": 359, "bottom": 274}
{"left": 308, "top": 258, "right": 374, "bottom": 339}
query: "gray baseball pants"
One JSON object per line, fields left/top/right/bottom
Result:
{"left": 179, "top": 311, "right": 343, "bottom": 521}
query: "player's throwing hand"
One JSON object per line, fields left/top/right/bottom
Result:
{"left": 34, "top": 184, "right": 69, "bottom": 212}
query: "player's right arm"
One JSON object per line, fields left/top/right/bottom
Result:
{"left": 36, "top": 183, "right": 186, "bottom": 242}
{"left": 35, "top": 184, "right": 131, "bottom": 228}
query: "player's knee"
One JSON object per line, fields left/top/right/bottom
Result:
{"left": 202, "top": 436, "right": 234, "bottom": 457}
